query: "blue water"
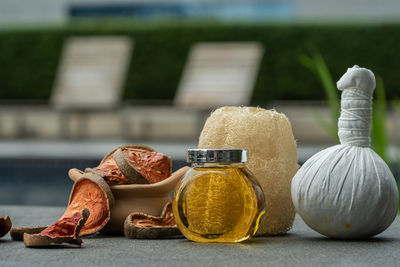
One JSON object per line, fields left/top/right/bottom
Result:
{"left": 0, "top": 158, "right": 188, "bottom": 206}
{"left": 69, "top": 1, "right": 295, "bottom": 21}
{"left": 1, "top": 158, "right": 397, "bottom": 206}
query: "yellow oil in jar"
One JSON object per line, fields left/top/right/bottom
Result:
{"left": 173, "top": 164, "right": 265, "bottom": 243}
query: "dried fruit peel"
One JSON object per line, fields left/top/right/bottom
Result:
{"left": 24, "top": 208, "right": 89, "bottom": 247}
{"left": 113, "top": 148, "right": 148, "bottom": 184}
{"left": 22, "top": 170, "right": 114, "bottom": 241}
{"left": 64, "top": 173, "right": 114, "bottom": 235}
{"left": 100, "top": 145, "right": 156, "bottom": 166}
{"left": 124, "top": 202, "right": 181, "bottom": 239}
{"left": 89, "top": 152, "right": 131, "bottom": 185}
{"left": 11, "top": 226, "right": 47, "bottom": 241}
{"left": 90, "top": 145, "right": 158, "bottom": 185}
{"left": 0, "top": 215, "right": 12, "bottom": 238}
{"left": 198, "top": 106, "right": 298, "bottom": 236}
{"left": 114, "top": 147, "right": 172, "bottom": 184}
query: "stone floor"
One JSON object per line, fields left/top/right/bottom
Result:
{"left": 0, "top": 205, "right": 399, "bottom": 267}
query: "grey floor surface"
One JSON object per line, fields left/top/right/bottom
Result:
{"left": 0, "top": 205, "right": 399, "bottom": 267}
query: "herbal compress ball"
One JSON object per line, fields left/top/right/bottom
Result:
{"left": 199, "top": 106, "right": 298, "bottom": 235}
{"left": 291, "top": 66, "right": 398, "bottom": 239}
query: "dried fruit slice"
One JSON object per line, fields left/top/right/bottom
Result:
{"left": 89, "top": 145, "right": 156, "bottom": 185}
{"left": 64, "top": 173, "right": 114, "bottom": 236}
{"left": 11, "top": 226, "right": 47, "bottom": 241}
{"left": 22, "top": 170, "right": 114, "bottom": 242}
{"left": 0, "top": 215, "right": 12, "bottom": 238}
{"left": 24, "top": 208, "right": 89, "bottom": 247}
{"left": 114, "top": 147, "right": 172, "bottom": 184}
{"left": 124, "top": 202, "right": 181, "bottom": 239}
{"left": 88, "top": 149, "right": 129, "bottom": 185}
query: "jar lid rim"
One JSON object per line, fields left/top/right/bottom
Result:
{"left": 187, "top": 149, "right": 248, "bottom": 163}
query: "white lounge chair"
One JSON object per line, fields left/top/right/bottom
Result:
{"left": 51, "top": 36, "right": 132, "bottom": 109}
{"left": 174, "top": 42, "right": 263, "bottom": 109}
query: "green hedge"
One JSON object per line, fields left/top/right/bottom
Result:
{"left": 0, "top": 23, "right": 399, "bottom": 103}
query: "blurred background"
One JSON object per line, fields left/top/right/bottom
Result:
{"left": 1, "top": 0, "right": 400, "bottom": 206}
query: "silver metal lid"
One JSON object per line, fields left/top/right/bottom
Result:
{"left": 187, "top": 149, "right": 248, "bottom": 163}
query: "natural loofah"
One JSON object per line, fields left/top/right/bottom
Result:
{"left": 184, "top": 169, "right": 247, "bottom": 235}
{"left": 198, "top": 106, "right": 298, "bottom": 235}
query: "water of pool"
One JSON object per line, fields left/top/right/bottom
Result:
{"left": 0, "top": 158, "right": 188, "bottom": 206}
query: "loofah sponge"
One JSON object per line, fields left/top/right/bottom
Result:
{"left": 198, "top": 106, "right": 298, "bottom": 235}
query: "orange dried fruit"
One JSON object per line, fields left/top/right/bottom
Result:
{"left": 24, "top": 208, "right": 89, "bottom": 247}
{"left": 124, "top": 202, "right": 181, "bottom": 239}
{"left": 114, "top": 146, "right": 172, "bottom": 184}
{"left": 11, "top": 226, "right": 47, "bottom": 241}
{"left": 30, "top": 172, "right": 114, "bottom": 239}
{"left": 0, "top": 215, "right": 12, "bottom": 238}
{"left": 88, "top": 145, "right": 157, "bottom": 185}
{"left": 64, "top": 173, "right": 114, "bottom": 235}
{"left": 21, "top": 167, "right": 114, "bottom": 243}
{"left": 88, "top": 148, "right": 130, "bottom": 185}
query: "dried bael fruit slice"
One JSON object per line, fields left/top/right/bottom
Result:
{"left": 64, "top": 173, "right": 114, "bottom": 236}
{"left": 124, "top": 202, "right": 181, "bottom": 239}
{"left": 87, "top": 145, "right": 157, "bottom": 185}
{"left": 0, "top": 215, "right": 12, "bottom": 238}
{"left": 24, "top": 208, "right": 89, "bottom": 247}
{"left": 87, "top": 148, "right": 130, "bottom": 185}
{"left": 114, "top": 147, "right": 172, "bottom": 184}
{"left": 11, "top": 226, "right": 47, "bottom": 241}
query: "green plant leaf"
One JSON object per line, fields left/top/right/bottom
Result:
{"left": 371, "top": 76, "right": 388, "bottom": 163}
{"left": 312, "top": 51, "right": 340, "bottom": 126}
{"left": 298, "top": 49, "right": 340, "bottom": 143}
{"left": 297, "top": 54, "right": 317, "bottom": 75}
{"left": 312, "top": 111, "right": 337, "bottom": 141}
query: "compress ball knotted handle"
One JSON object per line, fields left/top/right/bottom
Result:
{"left": 336, "top": 65, "right": 376, "bottom": 147}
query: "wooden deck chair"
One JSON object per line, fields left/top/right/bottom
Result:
{"left": 51, "top": 36, "right": 132, "bottom": 109}
{"left": 174, "top": 42, "right": 263, "bottom": 109}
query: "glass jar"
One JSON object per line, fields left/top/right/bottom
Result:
{"left": 172, "top": 149, "right": 265, "bottom": 243}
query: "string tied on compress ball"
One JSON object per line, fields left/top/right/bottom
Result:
{"left": 337, "top": 65, "right": 375, "bottom": 147}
